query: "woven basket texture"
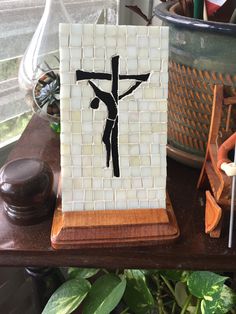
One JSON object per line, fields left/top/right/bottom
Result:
{"left": 168, "top": 61, "right": 236, "bottom": 158}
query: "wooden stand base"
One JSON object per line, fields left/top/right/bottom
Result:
{"left": 51, "top": 194, "right": 179, "bottom": 249}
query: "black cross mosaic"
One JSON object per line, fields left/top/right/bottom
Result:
{"left": 76, "top": 55, "right": 150, "bottom": 177}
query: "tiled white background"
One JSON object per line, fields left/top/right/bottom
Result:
{"left": 60, "top": 24, "right": 168, "bottom": 212}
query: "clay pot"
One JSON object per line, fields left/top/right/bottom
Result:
{"left": 155, "top": 1, "right": 236, "bottom": 167}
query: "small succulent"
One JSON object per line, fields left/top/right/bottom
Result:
{"left": 34, "top": 60, "right": 60, "bottom": 118}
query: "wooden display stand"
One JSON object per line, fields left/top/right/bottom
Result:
{"left": 197, "top": 85, "right": 236, "bottom": 238}
{"left": 51, "top": 192, "right": 179, "bottom": 249}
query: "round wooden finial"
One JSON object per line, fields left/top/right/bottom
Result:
{"left": 0, "top": 158, "right": 54, "bottom": 225}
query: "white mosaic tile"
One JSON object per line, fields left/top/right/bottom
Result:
{"left": 60, "top": 23, "right": 169, "bottom": 212}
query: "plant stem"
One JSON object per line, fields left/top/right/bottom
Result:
{"left": 195, "top": 298, "right": 201, "bottom": 314}
{"left": 160, "top": 275, "right": 176, "bottom": 299}
{"left": 171, "top": 301, "right": 176, "bottom": 314}
{"left": 119, "top": 307, "right": 129, "bottom": 314}
{"left": 102, "top": 269, "right": 109, "bottom": 274}
{"left": 153, "top": 275, "right": 167, "bottom": 314}
{"left": 180, "top": 295, "right": 192, "bottom": 314}
{"left": 156, "top": 275, "right": 163, "bottom": 314}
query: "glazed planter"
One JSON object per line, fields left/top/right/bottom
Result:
{"left": 155, "top": 1, "right": 236, "bottom": 167}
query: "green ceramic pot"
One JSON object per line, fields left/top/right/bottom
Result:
{"left": 155, "top": 1, "right": 236, "bottom": 168}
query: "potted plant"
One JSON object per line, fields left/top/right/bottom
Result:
{"left": 153, "top": 0, "right": 236, "bottom": 168}
{"left": 33, "top": 61, "right": 61, "bottom": 133}
{"left": 42, "top": 267, "right": 236, "bottom": 314}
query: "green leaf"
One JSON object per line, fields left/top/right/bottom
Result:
{"left": 215, "top": 285, "right": 236, "bottom": 314}
{"left": 187, "top": 271, "right": 228, "bottom": 298}
{"left": 201, "top": 294, "right": 221, "bottom": 314}
{"left": 201, "top": 288, "right": 236, "bottom": 314}
{"left": 50, "top": 122, "right": 60, "bottom": 133}
{"left": 160, "top": 270, "right": 190, "bottom": 282}
{"left": 42, "top": 278, "right": 91, "bottom": 314}
{"left": 83, "top": 274, "right": 126, "bottom": 314}
{"left": 67, "top": 267, "right": 99, "bottom": 279}
{"left": 123, "top": 269, "right": 155, "bottom": 314}
{"left": 175, "top": 282, "right": 188, "bottom": 307}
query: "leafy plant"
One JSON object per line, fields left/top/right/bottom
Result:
{"left": 42, "top": 269, "right": 236, "bottom": 314}
{"left": 42, "top": 278, "right": 91, "bottom": 314}
{"left": 36, "top": 73, "right": 60, "bottom": 110}
{"left": 34, "top": 60, "right": 60, "bottom": 119}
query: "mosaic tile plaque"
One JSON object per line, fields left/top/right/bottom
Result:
{"left": 60, "top": 24, "right": 169, "bottom": 212}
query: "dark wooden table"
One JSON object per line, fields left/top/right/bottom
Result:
{"left": 0, "top": 115, "right": 235, "bottom": 271}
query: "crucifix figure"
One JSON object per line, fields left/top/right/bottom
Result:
{"left": 76, "top": 55, "right": 150, "bottom": 177}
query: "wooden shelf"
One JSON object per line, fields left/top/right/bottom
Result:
{"left": 0, "top": 115, "right": 236, "bottom": 270}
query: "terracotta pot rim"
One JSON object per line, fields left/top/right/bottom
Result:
{"left": 155, "top": 0, "right": 236, "bottom": 36}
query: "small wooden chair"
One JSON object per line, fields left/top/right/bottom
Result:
{"left": 197, "top": 85, "right": 236, "bottom": 238}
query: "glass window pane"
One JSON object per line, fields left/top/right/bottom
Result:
{"left": 0, "top": 0, "right": 119, "bottom": 145}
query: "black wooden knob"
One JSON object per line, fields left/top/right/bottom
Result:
{"left": 0, "top": 158, "right": 54, "bottom": 225}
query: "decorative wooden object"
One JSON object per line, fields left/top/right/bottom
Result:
{"left": 204, "top": 191, "right": 223, "bottom": 238}
{"left": 51, "top": 192, "right": 179, "bottom": 248}
{"left": 197, "top": 85, "right": 236, "bottom": 237}
{"left": 0, "top": 158, "right": 54, "bottom": 225}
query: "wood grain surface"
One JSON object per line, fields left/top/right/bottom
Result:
{"left": 51, "top": 194, "right": 179, "bottom": 248}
